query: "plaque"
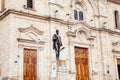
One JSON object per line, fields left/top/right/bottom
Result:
{"left": 58, "top": 66, "right": 66, "bottom": 72}
{"left": 51, "top": 60, "right": 67, "bottom": 80}
{"left": 51, "top": 63, "right": 56, "bottom": 78}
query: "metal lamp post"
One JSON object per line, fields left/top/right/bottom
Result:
{"left": 27, "top": 35, "right": 40, "bottom": 80}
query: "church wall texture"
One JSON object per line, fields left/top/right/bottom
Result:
{"left": 0, "top": 15, "right": 12, "bottom": 79}
{"left": 0, "top": 0, "right": 120, "bottom": 80}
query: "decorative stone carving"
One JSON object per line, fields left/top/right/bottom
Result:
{"left": 18, "top": 25, "right": 44, "bottom": 35}
{"left": 17, "top": 38, "right": 45, "bottom": 45}
{"left": 75, "top": 0, "right": 82, "bottom": 4}
{"left": 77, "top": 28, "right": 96, "bottom": 41}
{"left": 112, "top": 41, "right": 120, "bottom": 53}
{"left": 66, "top": 27, "right": 96, "bottom": 41}
{"left": 17, "top": 25, "right": 45, "bottom": 44}
{"left": 108, "top": 0, "right": 120, "bottom": 4}
{"left": 78, "top": 31, "right": 87, "bottom": 41}
{"left": 66, "top": 31, "right": 76, "bottom": 37}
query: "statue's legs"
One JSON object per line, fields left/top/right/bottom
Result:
{"left": 56, "top": 51, "right": 59, "bottom": 60}
{"left": 55, "top": 44, "right": 60, "bottom": 60}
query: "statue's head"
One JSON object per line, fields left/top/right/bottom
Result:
{"left": 56, "top": 29, "right": 59, "bottom": 35}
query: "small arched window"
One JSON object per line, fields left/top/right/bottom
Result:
{"left": 74, "top": 10, "right": 78, "bottom": 20}
{"left": 27, "top": 0, "right": 33, "bottom": 8}
{"left": 114, "top": 10, "right": 119, "bottom": 28}
{"left": 79, "top": 11, "right": 83, "bottom": 20}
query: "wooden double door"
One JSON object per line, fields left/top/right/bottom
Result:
{"left": 24, "top": 48, "right": 36, "bottom": 80}
{"left": 75, "top": 47, "right": 89, "bottom": 80}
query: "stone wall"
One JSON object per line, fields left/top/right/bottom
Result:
{"left": 0, "top": 0, "right": 120, "bottom": 80}
{"left": 0, "top": 15, "right": 11, "bottom": 79}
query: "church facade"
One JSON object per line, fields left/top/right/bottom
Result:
{"left": 0, "top": 0, "right": 120, "bottom": 80}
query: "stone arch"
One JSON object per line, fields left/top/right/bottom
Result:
{"left": 66, "top": 27, "right": 96, "bottom": 41}
{"left": 87, "top": 0, "right": 98, "bottom": 14}
{"left": 76, "top": 28, "right": 91, "bottom": 40}
{"left": 73, "top": 0, "right": 96, "bottom": 24}
{"left": 72, "top": 0, "right": 98, "bottom": 15}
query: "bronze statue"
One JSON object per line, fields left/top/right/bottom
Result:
{"left": 52, "top": 30, "right": 64, "bottom": 60}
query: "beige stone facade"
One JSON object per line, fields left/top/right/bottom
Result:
{"left": 0, "top": 0, "right": 120, "bottom": 80}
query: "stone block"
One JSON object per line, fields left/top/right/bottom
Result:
{"left": 51, "top": 60, "right": 67, "bottom": 80}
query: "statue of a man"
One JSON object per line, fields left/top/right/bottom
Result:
{"left": 52, "top": 30, "right": 63, "bottom": 60}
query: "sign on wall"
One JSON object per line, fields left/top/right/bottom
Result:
{"left": 58, "top": 65, "right": 66, "bottom": 72}
{"left": 51, "top": 63, "right": 56, "bottom": 78}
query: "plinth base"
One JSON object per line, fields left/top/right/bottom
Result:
{"left": 51, "top": 60, "right": 67, "bottom": 80}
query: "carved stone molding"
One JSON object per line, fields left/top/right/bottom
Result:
{"left": 66, "top": 27, "right": 96, "bottom": 41}
{"left": 77, "top": 28, "right": 96, "bottom": 41}
{"left": 75, "top": 0, "right": 82, "bottom": 4}
{"left": 112, "top": 42, "right": 118, "bottom": 46}
{"left": 112, "top": 50, "right": 120, "bottom": 53}
{"left": 87, "top": 36, "right": 96, "bottom": 40}
{"left": 0, "top": 9, "right": 62, "bottom": 22}
{"left": 112, "top": 41, "right": 120, "bottom": 53}
{"left": 66, "top": 31, "right": 76, "bottom": 37}
{"left": 17, "top": 38, "right": 45, "bottom": 45}
{"left": 48, "top": 2, "right": 64, "bottom": 8}
{"left": 1, "top": 9, "right": 120, "bottom": 36}
{"left": 18, "top": 25, "right": 45, "bottom": 45}
{"left": 108, "top": 0, "right": 120, "bottom": 4}
{"left": 18, "top": 25, "right": 44, "bottom": 35}
{"left": 94, "top": 14, "right": 108, "bottom": 18}
{"left": 70, "top": 21, "right": 93, "bottom": 29}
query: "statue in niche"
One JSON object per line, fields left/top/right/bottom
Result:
{"left": 52, "top": 30, "right": 65, "bottom": 60}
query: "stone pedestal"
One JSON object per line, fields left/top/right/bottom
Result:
{"left": 51, "top": 60, "right": 67, "bottom": 80}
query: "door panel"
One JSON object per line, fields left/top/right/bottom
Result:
{"left": 75, "top": 47, "right": 89, "bottom": 80}
{"left": 24, "top": 48, "right": 36, "bottom": 80}
{"left": 117, "top": 59, "right": 120, "bottom": 80}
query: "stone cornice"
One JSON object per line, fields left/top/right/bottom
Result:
{"left": 48, "top": 2, "right": 64, "bottom": 8}
{"left": 75, "top": 0, "right": 82, "bottom": 4}
{"left": 0, "top": 9, "right": 88, "bottom": 26}
{"left": 108, "top": 0, "right": 120, "bottom": 5}
{"left": 94, "top": 14, "right": 108, "bottom": 18}
{"left": 17, "top": 38, "right": 45, "bottom": 45}
{"left": 1, "top": 9, "right": 120, "bottom": 35}
{"left": 66, "top": 31, "right": 76, "bottom": 37}
{"left": 91, "top": 27, "right": 120, "bottom": 35}
{"left": 18, "top": 25, "right": 44, "bottom": 35}
{"left": 0, "top": 9, "right": 63, "bottom": 22}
